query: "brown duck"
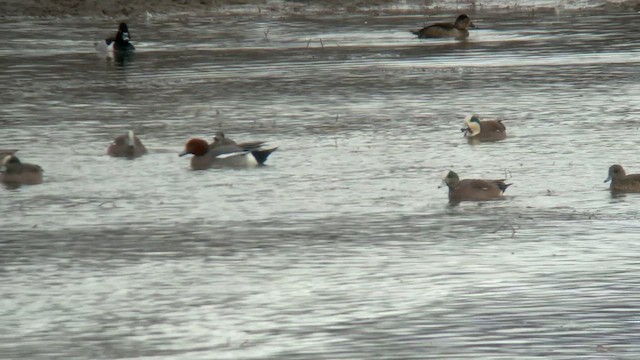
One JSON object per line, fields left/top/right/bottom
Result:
{"left": 605, "top": 164, "right": 640, "bottom": 193}
{"left": 411, "top": 14, "right": 476, "bottom": 39}
{"left": 441, "top": 170, "right": 511, "bottom": 203}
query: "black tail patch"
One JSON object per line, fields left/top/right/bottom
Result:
{"left": 251, "top": 147, "right": 278, "bottom": 165}
{"left": 497, "top": 181, "right": 512, "bottom": 193}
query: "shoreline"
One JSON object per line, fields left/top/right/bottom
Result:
{"left": 1, "top": 0, "right": 639, "bottom": 18}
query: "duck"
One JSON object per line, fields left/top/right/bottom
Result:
{"left": 411, "top": 14, "right": 476, "bottom": 39}
{"left": 180, "top": 136, "right": 277, "bottom": 170}
{"left": 1, "top": 154, "right": 43, "bottom": 186}
{"left": 461, "top": 115, "right": 506, "bottom": 142}
{"left": 604, "top": 164, "right": 640, "bottom": 193}
{"left": 441, "top": 170, "right": 511, "bottom": 203}
{"left": 95, "top": 22, "right": 135, "bottom": 54}
{"left": 107, "top": 130, "right": 147, "bottom": 158}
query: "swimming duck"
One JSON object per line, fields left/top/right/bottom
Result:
{"left": 1, "top": 154, "right": 43, "bottom": 186}
{"left": 441, "top": 170, "right": 511, "bottom": 203}
{"left": 95, "top": 22, "right": 135, "bottom": 54}
{"left": 107, "top": 130, "right": 147, "bottom": 158}
{"left": 605, "top": 164, "right": 640, "bottom": 193}
{"left": 411, "top": 14, "right": 476, "bottom": 39}
{"left": 180, "top": 137, "right": 277, "bottom": 170}
{"left": 108, "top": 22, "right": 135, "bottom": 51}
{"left": 461, "top": 115, "right": 506, "bottom": 142}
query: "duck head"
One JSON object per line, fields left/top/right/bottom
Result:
{"left": 1, "top": 154, "right": 21, "bottom": 173}
{"left": 454, "top": 14, "right": 476, "bottom": 30}
{"left": 211, "top": 131, "right": 227, "bottom": 146}
{"left": 180, "top": 138, "right": 210, "bottom": 157}
{"left": 440, "top": 170, "right": 460, "bottom": 189}
{"left": 605, "top": 164, "right": 625, "bottom": 183}
{"left": 462, "top": 115, "right": 482, "bottom": 137}
{"left": 2, "top": 154, "right": 21, "bottom": 165}
{"left": 117, "top": 22, "right": 131, "bottom": 42}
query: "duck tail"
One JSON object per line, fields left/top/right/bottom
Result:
{"left": 497, "top": 181, "right": 512, "bottom": 193}
{"left": 251, "top": 147, "right": 278, "bottom": 165}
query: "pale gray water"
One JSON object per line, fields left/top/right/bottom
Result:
{"left": 2, "top": 7, "right": 640, "bottom": 360}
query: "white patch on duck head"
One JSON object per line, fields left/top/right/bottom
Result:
{"left": 463, "top": 114, "right": 475, "bottom": 124}
{"left": 438, "top": 170, "right": 452, "bottom": 189}
{"left": 464, "top": 115, "right": 481, "bottom": 136}
{"left": 127, "top": 130, "right": 135, "bottom": 147}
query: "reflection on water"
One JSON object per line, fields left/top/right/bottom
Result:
{"left": 2, "top": 6, "right": 640, "bottom": 359}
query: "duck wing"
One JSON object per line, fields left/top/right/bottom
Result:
{"left": 210, "top": 138, "right": 265, "bottom": 152}
{"left": 237, "top": 141, "right": 266, "bottom": 151}
{"left": 465, "top": 179, "right": 511, "bottom": 193}
{"left": 209, "top": 144, "right": 250, "bottom": 158}
{"left": 481, "top": 120, "right": 506, "bottom": 133}
{"left": 623, "top": 174, "right": 640, "bottom": 182}
{"left": 411, "top": 22, "right": 455, "bottom": 35}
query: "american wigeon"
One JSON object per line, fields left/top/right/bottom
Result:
{"left": 441, "top": 170, "right": 511, "bottom": 203}
{"left": 461, "top": 115, "right": 506, "bottom": 142}
{"left": 1, "top": 154, "right": 43, "bottom": 186}
{"left": 210, "top": 131, "right": 265, "bottom": 151}
{"left": 180, "top": 137, "right": 277, "bottom": 170}
{"left": 411, "top": 14, "right": 476, "bottom": 39}
{"left": 605, "top": 164, "right": 640, "bottom": 193}
{"left": 107, "top": 130, "right": 147, "bottom": 158}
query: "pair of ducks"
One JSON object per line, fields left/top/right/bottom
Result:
{"left": 445, "top": 165, "right": 640, "bottom": 203}
{"left": 445, "top": 115, "right": 640, "bottom": 202}
{"left": 445, "top": 115, "right": 510, "bottom": 203}
{"left": 106, "top": 130, "right": 278, "bottom": 169}
{"left": 98, "top": 14, "right": 473, "bottom": 59}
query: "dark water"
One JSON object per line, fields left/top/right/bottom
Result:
{"left": 2, "top": 6, "right": 640, "bottom": 359}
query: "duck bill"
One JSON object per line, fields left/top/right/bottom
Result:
{"left": 604, "top": 175, "right": 612, "bottom": 183}
{"left": 461, "top": 127, "right": 471, "bottom": 137}
{"left": 179, "top": 151, "right": 190, "bottom": 157}
{"left": 469, "top": 22, "right": 477, "bottom": 29}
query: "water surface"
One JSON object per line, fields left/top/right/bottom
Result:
{"left": 2, "top": 7, "right": 640, "bottom": 359}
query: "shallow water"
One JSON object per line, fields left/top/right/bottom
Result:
{"left": 2, "top": 7, "right": 640, "bottom": 360}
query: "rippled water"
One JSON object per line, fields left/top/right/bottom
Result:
{"left": 2, "top": 6, "right": 640, "bottom": 359}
